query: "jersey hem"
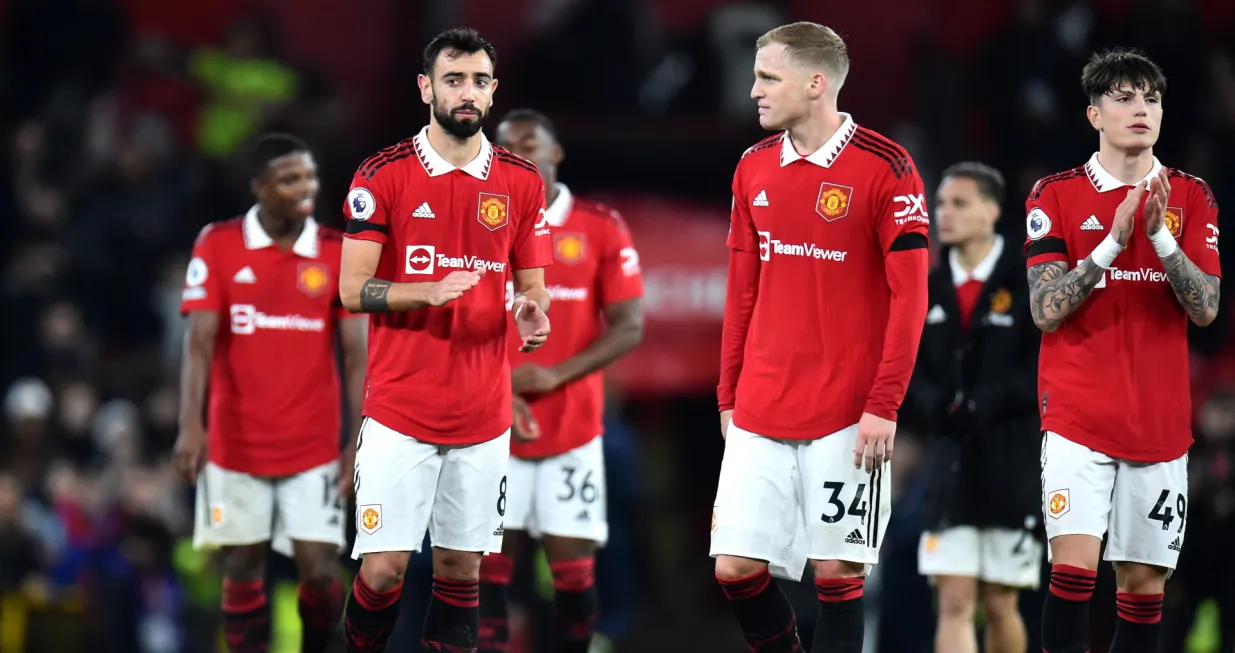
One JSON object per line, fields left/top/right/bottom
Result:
{"left": 208, "top": 449, "right": 338, "bottom": 478}
{"left": 1043, "top": 421, "right": 1192, "bottom": 463}
{"left": 731, "top": 410, "right": 860, "bottom": 440}
{"left": 511, "top": 432, "right": 601, "bottom": 460}
{"left": 363, "top": 407, "right": 509, "bottom": 446}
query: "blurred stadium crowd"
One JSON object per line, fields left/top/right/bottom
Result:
{"left": 1, "top": 0, "right": 1234, "bottom": 651}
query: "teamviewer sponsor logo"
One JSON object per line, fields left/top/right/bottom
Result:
{"left": 230, "top": 305, "right": 326, "bottom": 335}
{"left": 437, "top": 254, "right": 507, "bottom": 273}
{"left": 758, "top": 230, "right": 848, "bottom": 262}
{"left": 1079, "top": 259, "right": 1169, "bottom": 289}
{"left": 547, "top": 285, "right": 589, "bottom": 301}
{"left": 407, "top": 245, "right": 436, "bottom": 275}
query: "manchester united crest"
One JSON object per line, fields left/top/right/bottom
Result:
{"left": 990, "top": 288, "right": 1012, "bottom": 315}
{"left": 1165, "top": 207, "right": 1183, "bottom": 239}
{"left": 359, "top": 504, "right": 382, "bottom": 534}
{"left": 478, "top": 193, "right": 510, "bottom": 231}
{"left": 298, "top": 262, "right": 329, "bottom": 297}
{"left": 554, "top": 232, "right": 586, "bottom": 264}
{"left": 816, "top": 182, "right": 853, "bottom": 222}
{"left": 1047, "top": 490, "right": 1070, "bottom": 518}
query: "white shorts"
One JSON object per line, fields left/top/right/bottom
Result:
{"left": 709, "top": 422, "right": 893, "bottom": 581}
{"left": 918, "top": 526, "right": 1044, "bottom": 588}
{"left": 350, "top": 418, "right": 510, "bottom": 558}
{"left": 193, "top": 459, "right": 346, "bottom": 558}
{"left": 506, "top": 436, "right": 608, "bottom": 545}
{"left": 1041, "top": 431, "right": 1189, "bottom": 571}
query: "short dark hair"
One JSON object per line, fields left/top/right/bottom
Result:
{"left": 1081, "top": 48, "right": 1167, "bottom": 105}
{"left": 499, "top": 108, "right": 559, "bottom": 142}
{"left": 248, "top": 132, "right": 310, "bottom": 179}
{"left": 423, "top": 27, "right": 497, "bottom": 76}
{"left": 941, "top": 161, "right": 1005, "bottom": 204}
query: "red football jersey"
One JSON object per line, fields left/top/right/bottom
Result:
{"left": 1024, "top": 154, "right": 1222, "bottom": 462}
{"left": 343, "top": 127, "right": 553, "bottom": 445}
{"left": 505, "top": 185, "right": 645, "bottom": 459}
{"left": 721, "top": 115, "right": 931, "bottom": 439}
{"left": 180, "top": 208, "right": 353, "bottom": 476}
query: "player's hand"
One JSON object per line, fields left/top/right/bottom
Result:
{"left": 719, "top": 409, "right": 733, "bottom": 440}
{"left": 427, "top": 270, "right": 482, "bottom": 306}
{"left": 854, "top": 412, "right": 896, "bottom": 472}
{"left": 172, "top": 423, "right": 207, "bottom": 484}
{"left": 337, "top": 445, "right": 356, "bottom": 501}
{"left": 513, "top": 297, "right": 550, "bottom": 352}
{"left": 1110, "top": 181, "right": 1147, "bottom": 247}
{"left": 512, "top": 363, "right": 563, "bottom": 395}
{"left": 1143, "top": 168, "right": 1171, "bottom": 236}
{"left": 512, "top": 394, "right": 540, "bottom": 443}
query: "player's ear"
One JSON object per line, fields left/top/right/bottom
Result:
{"left": 1086, "top": 103, "right": 1102, "bottom": 133}
{"left": 417, "top": 74, "right": 432, "bottom": 105}
{"left": 550, "top": 142, "right": 564, "bottom": 166}
{"left": 249, "top": 177, "right": 262, "bottom": 199}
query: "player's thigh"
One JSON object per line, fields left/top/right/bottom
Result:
{"left": 503, "top": 453, "right": 536, "bottom": 534}
{"left": 431, "top": 429, "right": 511, "bottom": 554}
{"left": 272, "top": 459, "right": 346, "bottom": 556}
{"left": 799, "top": 424, "right": 892, "bottom": 567}
{"left": 1106, "top": 453, "right": 1188, "bottom": 572}
{"left": 978, "top": 527, "right": 1045, "bottom": 589}
{"left": 918, "top": 526, "right": 981, "bottom": 580}
{"left": 530, "top": 436, "right": 608, "bottom": 545}
{"left": 350, "top": 418, "right": 443, "bottom": 559}
{"left": 193, "top": 462, "right": 274, "bottom": 549}
{"left": 709, "top": 423, "right": 803, "bottom": 577}
{"left": 1041, "top": 431, "right": 1118, "bottom": 553}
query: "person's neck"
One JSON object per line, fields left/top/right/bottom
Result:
{"left": 787, "top": 108, "right": 844, "bottom": 157}
{"left": 544, "top": 177, "right": 560, "bottom": 207}
{"left": 256, "top": 207, "right": 304, "bottom": 248}
{"left": 427, "top": 121, "right": 484, "bottom": 168}
{"left": 1097, "top": 142, "right": 1155, "bottom": 186}
{"left": 955, "top": 234, "right": 997, "bottom": 272}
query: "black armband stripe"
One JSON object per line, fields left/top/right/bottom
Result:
{"left": 346, "top": 220, "right": 389, "bottom": 235}
{"left": 1025, "top": 237, "right": 1068, "bottom": 259}
{"left": 889, "top": 233, "right": 928, "bottom": 251}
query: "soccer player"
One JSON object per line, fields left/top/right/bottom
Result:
{"left": 909, "top": 162, "right": 1043, "bottom": 653}
{"left": 712, "top": 22, "right": 931, "bottom": 653}
{"left": 1024, "top": 49, "right": 1221, "bottom": 653}
{"left": 175, "top": 133, "right": 365, "bottom": 653}
{"left": 477, "top": 108, "right": 646, "bottom": 653}
{"left": 336, "top": 28, "right": 553, "bottom": 653}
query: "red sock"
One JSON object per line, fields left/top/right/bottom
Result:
{"left": 814, "top": 576, "right": 864, "bottom": 603}
{"left": 812, "top": 577, "right": 865, "bottom": 652}
{"left": 222, "top": 578, "right": 269, "bottom": 653}
{"left": 550, "top": 559, "right": 598, "bottom": 653}
{"left": 479, "top": 555, "right": 514, "bottom": 652}
{"left": 344, "top": 572, "right": 402, "bottom": 653}
{"left": 353, "top": 572, "right": 401, "bottom": 612}
{"left": 1049, "top": 564, "right": 1097, "bottom": 602}
{"left": 1116, "top": 591, "right": 1164, "bottom": 624}
{"left": 298, "top": 578, "right": 343, "bottom": 653}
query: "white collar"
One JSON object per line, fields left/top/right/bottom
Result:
{"left": 543, "top": 183, "right": 573, "bottom": 227}
{"left": 243, "top": 205, "right": 320, "bottom": 258}
{"left": 949, "top": 235, "right": 1004, "bottom": 287}
{"left": 779, "top": 113, "right": 858, "bottom": 168}
{"left": 1084, "top": 152, "right": 1164, "bottom": 193}
{"left": 414, "top": 126, "right": 494, "bottom": 179}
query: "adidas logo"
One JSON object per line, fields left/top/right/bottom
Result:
{"left": 412, "top": 202, "right": 436, "bottom": 219}
{"left": 233, "top": 266, "right": 256, "bottom": 283}
{"left": 752, "top": 190, "right": 769, "bottom": 207}
{"left": 845, "top": 528, "right": 866, "bottom": 546}
{"left": 576, "top": 509, "right": 590, "bottom": 521}
{"left": 1080, "top": 215, "right": 1104, "bottom": 231}
{"left": 1168, "top": 537, "right": 1182, "bottom": 552}
{"left": 493, "top": 522, "right": 505, "bottom": 537}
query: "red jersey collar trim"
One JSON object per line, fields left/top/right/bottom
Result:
{"left": 413, "top": 126, "right": 494, "bottom": 180}
{"left": 243, "top": 205, "right": 320, "bottom": 258}
{"left": 1084, "top": 152, "right": 1163, "bottom": 193}
{"left": 949, "top": 235, "right": 1004, "bottom": 287}
{"left": 543, "top": 183, "right": 573, "bottom": 227}
{"left": 780, "top": 113, "right": 857, "bottom": 168}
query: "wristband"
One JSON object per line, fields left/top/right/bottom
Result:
{"left": 1148, "top": 225, "right": 1178, "bottom": 258}
{"left": 1090, "top": 234, "right": 1124, "bottom": 270}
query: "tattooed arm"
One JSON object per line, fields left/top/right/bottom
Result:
{"left": 1159, "top": 249, "right": 1220, "bottom": 326}
{"left": 1026, "top": 259, "right": 1107, "bottom": 333}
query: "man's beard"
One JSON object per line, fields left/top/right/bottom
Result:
{"left": 433, "top": 99, "right": 487, "bottom": 140}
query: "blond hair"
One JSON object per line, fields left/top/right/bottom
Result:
{"left": 756, "top": 22, "right": 849, "bottom": 92}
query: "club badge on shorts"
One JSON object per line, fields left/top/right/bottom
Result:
{"left": 358, "top": 504, "right": 382, "bottom": 534}
{"left": 298, "top": 262, "right": 329, "bottom": 298}
{"left": 816, "top": 182, "right": 853, "bottom": 222}
{"left": 478, "top": 193, "right": 510, "bottom": 231}
{"left": 1047, "top": 489, "right": 1070, "bottom": 518}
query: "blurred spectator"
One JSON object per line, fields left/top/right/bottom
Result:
{"left": 0, "top": 472, "right": 46, "bottom": 591}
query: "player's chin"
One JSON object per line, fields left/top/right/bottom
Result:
{"left": 757, "top": 113, "right": 786, "bottom": 131}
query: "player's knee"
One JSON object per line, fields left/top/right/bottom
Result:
{"left": 809, "top": 558, "right": 864, "bottom": 579}
{"left": 360, "top": 552, "right": 408, "bottom": 590}
{"left": 543, "top": 535, "right": 596, "bottom": 563}
{"left": 935, "top": 576, "right": 977, "bottom": 620}
{"left": 714, "top": 555, "right": 768, "bottom": 582}
{"left": 433, "top": 548, "right": 482, "bottom": 583}
{"left": 221, "top": 544, "right": 266, "bottom": 581}
{"left": 979, "top": 583, "right": 1020, "bottom": 623}
{"left": 1048, "top": 534, "right": 1101, "bottom": 570}
{"left": 1115, "top": 561, "right": 1169, "bottom": 594}
{"left": 295, "top": 551, "right": 340, "bottom": 587}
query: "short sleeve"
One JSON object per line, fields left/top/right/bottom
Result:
{"left": 343, "top": 168, "right": 393, "bottom": 244}
{"left": 181, "top": 225, "right": 223, "bottom": 315}
{"left": 596, "top": 210, "right": 645, "bottom": 306}
{"left": 1023, "top": 180, "right": 1069, "bottom": 267}
{"left": 727, "top": 164, "right": 759, "bottom": 253}
{"left": 875, "top": 165, "right": 930, "bottom": 255}
{"left": 511, "top": 175, "right": 554, "bottom": 270}
{"left": 1179, "top": 178, "right": 1221, "bottom": 278}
